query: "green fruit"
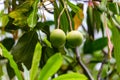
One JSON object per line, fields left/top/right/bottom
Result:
{"left": 66, "top": 31, "right": 83, "bottom": 48}
{"left": 50, "top": 29, "right": 66, "bottom": 48}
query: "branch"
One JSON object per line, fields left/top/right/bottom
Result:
{"left": 40, "top": 0, "right": 54, "bottom": 14}
{"left": 75, "top": 48, "right": 94, "bottom": 80}
{"left": 97, "top": 53, "right": 107, "bottom": 80}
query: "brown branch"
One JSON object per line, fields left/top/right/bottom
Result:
{"left": 75, "top": 48, "right": 94, "bottom": 80}
{"left": 97, "top": 53, "right": 107, "bottom": 80}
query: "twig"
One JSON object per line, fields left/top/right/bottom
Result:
{"left": 103, "top": 13, "right": 113, "bottom": 59}
{"left": 75, "top": 48, "right": 94, "bottom": 80}
{"left": 82, "top": 24, "right": 87, "bottom": 32}
{"left": 57, "top": 8, "right": 65, "bottom": 29}
{"left": 97, "top": 53, "right": 107, "bottom": 80}
{"left": 40, "top": 0, "right": 54, "bottom": 14}
{"left": 63, "top": 1, "right": 73, "bottom": 31}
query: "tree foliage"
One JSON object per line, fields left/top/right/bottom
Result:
{"left": 0, "top": 0, "right": 120, "bottom": 80}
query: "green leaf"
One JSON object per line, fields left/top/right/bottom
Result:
{"left": 114, "top": 14, "right": 120, "bottom": 25}
{"left": 0, "top": 14, "right": 9, "bottom": 27}
{"left": 53, "top": 73, "right": 88, "bottom": 80}
{"left": 43, "top": 38, "right": 52, "bottom": 48}
{"left": 11, "top": 31, "right": 38, "bottom": 69}
{"left": 108, "top": 3, "right": 119, "bottom": 14}
{"left": 67, "top": 0, "right": 80, "bottom": 13}
{"left": 87, "top": 6, "right": 94, "bottom": 38}
{"left": 27, "top": 0, "right": 38, "bottom": 28}
{"left": 98, "top": 0, "right": 107, "bottom": 12}
{"left": 38, "top": 53, "right": 63, "bottom": 80}
{"left": 30, "top": 42, "right": 42, "bottom": 80}
{"left": 59, "top": 2, "right": 69, "bottom": 32}
{"left": 1, "top": 38, "right": 15, "bottom": 51}
{"left": 93, "top": 8, "right": 102, "bottom": 32}
{"left": 54, "top": 1, "right": 59, "bottom": 29}
{"left": 107, "top": 19, "right": 120, "bottom": 73}
{"left": 0, "top": 66, "right": 3, "bottom": 77}
{"left": 0, "top": 44, "right": 23, "bottom": 80}
{"left": 84, "top": 37, "right": 108, "bottom": 53}
{"left": 92, "top": 37, "right": 108, "bottom": 51}
{"left": 9, "top": 1, "right": 34, "bottom": 27}
{"left": 54, "top": 1, "right": 68, "bottom": 32}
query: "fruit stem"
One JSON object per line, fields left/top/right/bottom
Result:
{"left": 57, "top": 7, "right": 65, "bottom": 29}
{"left": 63, "top": 0, "right": 73, "bottom": 31}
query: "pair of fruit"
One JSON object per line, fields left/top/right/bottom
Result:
{"left": 50, "top": 29, "right": 83, "bottom": 48}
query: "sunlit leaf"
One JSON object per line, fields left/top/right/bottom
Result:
{"left": 53, "top": 73, "right": 88, "bottom": 80}
{"left": 38, "top": 53, "right": 63, "bottom": 80}
{"left": 67, "top": 1, "right": 80, "bottom": 13}
{"left": 0, "top": 44, "right": 23, "bottom": 80}
{"left": 9, "top": 1, "right": 34, "bottom": 27}
{"left": 27, "top": 0, "right": 39, "bottom": 28}
{"left": 0, "top": 14, "right": 9, "bottom": 27}
{"left": 30, "top": 42, "right": 42, "bottom": 80}
{"left": 114, "top": 14, "right": 120, "bottom": 25}
{"left": 43, "top": 38, "right": 52, "bottom": 48}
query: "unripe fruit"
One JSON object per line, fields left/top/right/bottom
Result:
{"left": 66, "top": 31, "right": 83, "bottom": 48}
{"left": 50, "top": 29, "right": 66, "bottom": 48}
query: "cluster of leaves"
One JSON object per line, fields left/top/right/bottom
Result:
{"left": 0, "top": 0, "right": 120, "bottom": 80}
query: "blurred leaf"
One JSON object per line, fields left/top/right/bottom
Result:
{"left": 43, "top": 38, "right": 52, "bottom": 48}
{"left": 114, "top": 14, "right": 120, "bottom": 25}
{"left": 1, "top": 38, "right": 15, "bottom": 51}
{"left": 30, "top": 42, "right": 42, "bottom": 80}
{"left": 0, "top": 44, "right": 23, "bottom": 80}
{"left": 54, "top": 1, "right": 59, "bottom": 29}
{"left": 93, "top": 8, "right": 102, "bottom": 32}
{"left": 40, "top": 47, "right": 55, "bottom": 68}
{"left": 9, "top": 1, "right": 34, "bottom": 27}
{"left": 6, "top": 62, "right": 15, "bottom": 79}
{"left": 67, "top": 1, "right": 84, "bottom": 30}
{"left": 101, "top": 64, "right": 108, "bottom": 78}
{"left": 38, "top": 53, "right": 63, "bottom": 80}
{"left": 0, "top": 66, "right": 3, "bottom": 77}
{"left": 11, "top": 31, "right": 38, "bottom": 69}
{"left": 98, "top": 0, "right": 107, "bottom": 12}
{"left": 0, "top": 14, "right": 9, "bottom": 27}
{"left": 36, "top": 21, "right": 54, "bottom": 29}
{"left": 84, "top": 37, "right": 108, "bottom": 53}
{"left": 108, "top": 3, "right": 119, "bottom": 14}
{"left": 67, "top": 1, "right": 80, "bottom": 13}
{"left": 59, "top": 2, "right": 69, "bottom": 32}
{"left": 84, "top": 39, "right": 93, "bottom": 53}
{"left": 73, "top": 9, "right": 84, "bottom": 30}
{"left": 53, "top": 73, "right": 88, "bottom": 80}
{"left": 36, "top": 21, "right": 54, "bottom": 36}
{"left": 92, "top": 38, "right": 108, "bottom": 51}
{"left": 13, "top": 17, "right": 27, "bottom": 27}
{"left": 54, "top": 1, "right": 68, "bottom": 32}
{"left": 107, "top": 19, "right": 120, "bottom": 73}
{"left": 27, "top": 0, "right": 38, "bottom": 28}
{"left": 87, "top": 6, "right": 94, "bottom": 38}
